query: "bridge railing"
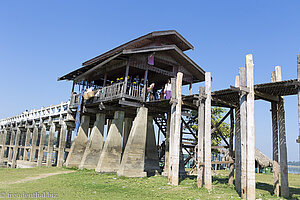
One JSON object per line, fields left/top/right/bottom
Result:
{"left": 0, "top": 102, "right": 70, "bottom": 126}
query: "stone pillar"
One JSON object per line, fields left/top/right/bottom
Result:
{"left": 117, "top": 107, "right": 148, "bottom": 177}
{"left": 29, "top": 125, "right": 38, "bottom": 162}
{"left": 95, "top": 111, "right": 124, "bottom": 173}
{"left": 37, "top": 124, "right": 46, "bottom": 167}
{"left": 57, "top": 121, "right": 67, "bottom": 167}
{"left": 11, "top": 127, "right": 21, "bottom": 168}
{"left": 123, "top": 118, "right": 133, "bottom": 153}
{"left": 162, "top": 113, "right": 170, "bottom": 176}
{"left": 65, "top": 115, "right": 90, "bottom": 168}
{"left": 46, "top": 122, "right": 56, "bottom": 167}
{"left": 79, "top": 113, "right": 105, "bottom": 169}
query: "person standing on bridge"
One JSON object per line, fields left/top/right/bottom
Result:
{"left": 164, "top": 79, "right": 172, "bottom": 100}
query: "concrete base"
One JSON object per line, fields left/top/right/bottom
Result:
{"left": 79, "top": 113, "right": 105, "bottom": 170}
{"left": 117, "top": 107, "right": 148, "bottom": 177}
{"left": 65, "top": 115, "right": 90, "bottom": 168}
{"left": 95, "top": 111, "right": 124, "bottom": 173}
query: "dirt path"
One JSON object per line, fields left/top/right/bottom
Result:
{"left": 6, "top": 170, "right": 75, "bottom": 185}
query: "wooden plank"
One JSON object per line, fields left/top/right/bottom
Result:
{"left": 197, "top": 87, "right": 205, "bottom": 188}
{"left": 246, "top": 54, "right": 255, "bottom": 200}
{"left": 239, "top": 67, "right": 247, "bottom": 199}
{"left": 204, "top": 72, "right": 212, "bottom": 189}
{"left": 275, "top": 66, "right": 290, "bottom": 197}
{"left": 171, "top": 72, "right": 183, "bottom": 186}
{"left": 271, "top": 71, "right": 279, "bottom": 197}
{"left": 228, "top": 109, "right": 234, "bottom": 185}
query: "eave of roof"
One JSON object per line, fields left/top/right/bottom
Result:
{"left": 81, "top": 30, "right": 194, "bottom": 67}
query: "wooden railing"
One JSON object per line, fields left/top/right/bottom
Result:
{"left": 70, "top": 82, "right": 144, "bottom": 107}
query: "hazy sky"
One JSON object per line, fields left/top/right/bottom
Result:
{"left": 0, "top": 1, "right": 300, "bottom": 161}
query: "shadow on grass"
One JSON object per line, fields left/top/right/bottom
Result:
{"left": 179, "top": 174, "right": 229, "bottom": 185}
{"left": 256, "top": 182, "right": 300, "bottom": 199}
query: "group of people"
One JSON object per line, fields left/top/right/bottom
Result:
{"left": 147, "top": 79, "right": 172, "bottom": 101}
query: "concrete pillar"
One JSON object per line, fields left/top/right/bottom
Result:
{"left": 65, "top": 115, "right": 90, "bottom": 168}
{"left": 162, "top": 113, "right": 171, "bottom": 176}
{"left": 12, "top": 127, "right": 21, "bottom": 168}
{"left": 29, "top": 125, "right": 38, "bottom": 162}
{"left": 123, "top": 117, "right": 133, "bottom": 153}
{"left": 79, "top": 113, "right": 105, "bottom": 169}
{"left": 95, "top": 111, "right": 124, "bottom": 173}
{"left": 117, "top": 107, "right": 148, "bottom": 177}
{"left": 37, "top": 124, "right": 46, "bottom": 167}
{"left": 46, "top": 122, "right": 56, "bottom": 167}
{"left": 57, "top": 121, "right": 67, "bottom": 167}
{"left": 144, "top": 115, "right": 160, "bottom": 175}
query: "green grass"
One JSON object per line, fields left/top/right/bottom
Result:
{"left": 0, "top": 167, "right": 299, "bottom": 199}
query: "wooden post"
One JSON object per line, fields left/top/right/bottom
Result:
{"left": 46, "top": 122, "right": 55, "bottom": 167}
{"left": 123, "top": 63, "right": 130, "bottom": 97}
{"left": 204, "top": 72, "right": 212, "bottom": 189}
{"left": 246, "top": 54, "right": 255, "bottom": 200}
{"left": 143, "top": 69, "right": 148, "bottom": 102}
{"left": 297, "top": 55, "right": 300, "bottom": 157}
{"left": 197, "top": 87, "right": 205, "bottom": 188}
{"left": 228, "top": 108, "right": 234, "bottom": 184}
{"left": 29, "top": 125, "right": 38, "bottom": 162}
{"left": 275, "top": 66, "right": 290, "bottom": 197}
{"left": 23, "top": 128, "right": 31, "bottom": 161}
{"left": 57, "top": 121, "right": 67, "bottom": 167}
{"left": 239, "top": 67, "right": 247, "bottom": 199}
{"left": 234, "top": 75, "right": 241, "bottom": 193}
{"left": 37, "top": 123, "right": 46, "bottom": 167}
{"left": 162, "top": 113, "right": 170, "bottom": 176}
{"left": 103, "top": 73, "right": 107, "bottom": 87}
{"left": 189, "top": 83, "right": 192, "bottom": 95}
{"left": 8, "top": 130, "right": 15, "bottom": 162}
{"left": 171, "top": 72, "right": 183, "bottom": 186}
{"left": 11, "top": 127, "right": 21, "bottom": 168}
{"left": 271, "top": 71, "right": 279, "bottom": 197}
{"left": 168, "top": 77, "right": 176, "bottom": 183}
{"left": 0, "top": 129, "right": 7, "bottom": 164}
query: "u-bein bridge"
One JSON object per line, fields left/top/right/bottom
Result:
{"left": 0, "top": 30, "right": 299, "bottom": 199}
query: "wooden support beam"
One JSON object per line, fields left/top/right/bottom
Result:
{"left": 246, "top": 54, "right": 255, "bottom": 200}
{"left": 275, "top": 66, "right": 290, "bottom": 197}
{"left": 204, "top": 72, "right": 212, "bottom": 190}
{"left": 254, "top": 90, "right": 279, "bottom": 102}
{"left": 239, "top": 67, "right": 247, "bottom": 199}
{"left": 271, "top": 71, "right": 279, "bottom": 197}
{"left": 234, "top": 75, "right": 241, "bottom": 194}
{"left": 297, "top": 55, "right": 300, "bottom": 143}
{"left": 29, "top": 125, "right": 38, "bottom": 162}
{"left": 228, "top": 109, "right": 234, "bottom": 185}
{"left": 197, "top": 87, "right": 205, "bottom": 188}
{"left": 11, "top": 127, "right": 21, "bottom": 168}
{"left": 181, "top": 117, "right": 197, "bottom": 139}
{"left": 37, "top": 124, "right": 46, "bottom": 167}
{"left": 171, "top": 72, "right": 183, "bottom": 186}
{"left": 211, "top": 110, "right": 231, "bottom": 133}
{"left": 143, "top": 69, "right": 148, "bottom": 102}
{"left": 168, "top": 77, "right": 176, "bottom": 183}
{"left": 46, "top": 122, "right": 55, "bottom": 167}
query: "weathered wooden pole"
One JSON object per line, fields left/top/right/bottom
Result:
{"left": 204, "top": 72, "right": 212, "bottom": 190}
{"left": 0, "top": 129, "right": 7, "bottom": 164}
{"left": 29, "top": 125, "right": 38, "bottom": 162}
{"left": 297, "top": 55, "right": 300, "bottom": 160}
{"left": 7, "top": 129, "right": 15, "bottom": 163}
{"left": 46, "top": 122, "right": 56, "bottom": 167}
{"left": 11, "top": 127, "right": 21, "bottom": 168}
{"left": 234, "top": 75, "right": 241, "bottom": 194}
{"left": 37, "top": 123, "right": 46, "bottom": 167}
{"left": 246, "top": 54, "right": 255, "bottom": 200}
{"left": 271, "top": 71, "right": 279, "bottom": 197}
{"left": 171, "top": 72, "right": 183, "bottom": 186}
{"left": 239, "top": 67, "right": 247, "bottom": 199}
{"left": 23, "top": 128, "right": 31, "bottom": 161}
{"left": 197, "top": 87, "right": 205, "bottom": 188}
{"left": 168, "top": 77, "right": 176, "bottom": 183}
{"left": 275, "top": 66, "right": 290, "bottom": 197}
{"left": 57, "top": 120, "right": 67, "bottom": 167}
{"left": 228, "top": 108, "right": 234, "bottom": 185}
{"left": 162, "top": 113, "right": 170, "bottom": 176}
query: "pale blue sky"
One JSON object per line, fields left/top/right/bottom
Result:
{"left": 0, "top": 0, "right": 300, "bottom": 161}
